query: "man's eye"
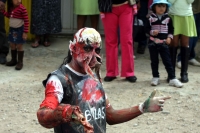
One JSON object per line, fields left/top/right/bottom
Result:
{"left": 95, "top": 48, "right": 101, "bottom": 54}
{"left": 83, "top": 46, "right": 93, "bottom": 52}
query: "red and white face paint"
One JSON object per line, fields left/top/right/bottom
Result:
{"left": 69, "top": 28, "right": 102, "bottom": 81}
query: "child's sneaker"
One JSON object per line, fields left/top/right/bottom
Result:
{"left": 151, "top": 78, "right": 159, "bottom": 86}
{"left": 169, "top": 79, "right": 183, "bottom": 88}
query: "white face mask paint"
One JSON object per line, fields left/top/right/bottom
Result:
{"left": 69, "top": 28, "right": 102, "bottom": 81}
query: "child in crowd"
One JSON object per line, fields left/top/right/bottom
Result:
{"left": 1, "top": 0, "right": 29, "bottom": 70}
{"left": 146, "top": 0, "right": 183, "bottom": 88}
{"left": 168, "top": 0, "right": 197, "bottom": 83}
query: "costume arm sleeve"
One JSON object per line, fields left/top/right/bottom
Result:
{"left": 105, "top": 95, "right": 142, "bottom": 125}
{"left": 37, "top": 75, "right": 79, "bottom": 128}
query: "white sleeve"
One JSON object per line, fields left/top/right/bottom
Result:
{"left": 168, "top": 0, "right": 177, "bottom": 4}
{"left": 186, "top": 0, "right": 194, "bottom": 4}
{"left": 46, "top": 75, "right": 64, "bottom": 103}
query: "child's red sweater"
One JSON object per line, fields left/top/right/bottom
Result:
{"left": 2, "top": 4, "right": 29, "bottom": 33}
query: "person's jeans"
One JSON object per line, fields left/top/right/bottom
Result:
{"left": 148, "top": 42, "right": 175, "bottom": 79}
{"left": 177, "top": 13, "right": 200, "bottom": 61}
{"left": 0, "top": 13, "right": 9, "bottom": 56}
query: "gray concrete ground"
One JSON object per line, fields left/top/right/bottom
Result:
{"left": 0, "top": 36, "right": 200, "bottom": 133}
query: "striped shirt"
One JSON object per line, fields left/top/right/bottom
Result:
{"left": 2, "top": 4, "right": 29, "bottom": 33}
{"left": 145, "top": 13, "right": 174, "bottom": 40}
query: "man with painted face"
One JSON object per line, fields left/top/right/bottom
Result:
{"left": 37, "top": 28, "right": 171, "bottom": 133}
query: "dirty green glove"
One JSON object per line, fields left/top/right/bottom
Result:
{"left": 140, "top": 89, "right": 171, "bottom": 113}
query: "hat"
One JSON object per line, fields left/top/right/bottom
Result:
{"left": 150, "top": 0, "right": 171, "bottom": 9}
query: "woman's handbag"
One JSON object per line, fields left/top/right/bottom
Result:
{"left": 133, "top": 15, "right": 147, "bottom": 42}
{"left": 98, "top": 0, "right": 112, "bottom": 13}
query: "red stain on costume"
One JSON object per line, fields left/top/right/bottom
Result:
{"left": 82, "top": 79, "right": 103, "bottom": 102}
{"left": 40, "top": 81, "right": 59, "bottom": 109}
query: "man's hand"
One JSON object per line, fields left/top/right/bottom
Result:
{"left": 0, "top": 1, "right": 5, "bottom": 11}
{"left": 143, "top": 89, "right": 171, "bottom": 113}
{"left": 72, "top": 107, "right": 94, "bottom": 133}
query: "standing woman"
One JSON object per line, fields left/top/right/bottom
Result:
{"left": 74, "top": 0, "right": 99, "bottom": 30}
{"left": 168, "top": 0, "right": 197, "bottom": 83}
{"left": 100, "top": 0, "right": 137, "bottom": 82}
{"left": 31, "top": 0, "right": 61, "bottom": 48}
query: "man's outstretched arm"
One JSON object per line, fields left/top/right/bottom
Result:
{"left": 105, "top": 99, "right": 142, "bottom": 125}
{"left": 106, "top": 90, "right": 171, "bottom": 125}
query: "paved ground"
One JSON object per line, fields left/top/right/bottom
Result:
{"left": 0, "top": 36, "right": 200, "bottom": 133}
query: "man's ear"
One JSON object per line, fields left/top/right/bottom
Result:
{"left": 69, "top": 44, "right": 76, "bottom": 53}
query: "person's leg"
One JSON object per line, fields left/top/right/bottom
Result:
{"left": 180, "top": 35, "right": 189, "bottom": 83}
{"left": 44, "top": 34, "right": 50, "bottom": 47}
{"left": 189, "top": 37, "right": 196, "bottom": 60}
{"left": 196, "top": 13, "right": 200, "bottom": 39}
{"left": 169, "top": 46, "right": 178, "bottom": 71}
{"left": 136, "top": 0, "right": 148, "bottom": 54}
{"left": 15, "top": 44, "right": 24, "bottom": 70}
{"left": 177, "top": 52, "right": 181, "bottom": 62}
{"left": 137, "top": 40, "right": 147, "bottom": 54}
{"left": 119, "top": 4, "right": 136, "bottom": 82}
{"left": 31, "top": 35, "right": 41, "bottom": 48}
{"left": 159, "top": 44, "right": 175, "bottom": 80}
{"left": 77, "top": 15, "right": 87, "bottom": 30}
{"left": 148, "top": 44, "right": 159, "bottom": 78}
{"left": 189, "top": 13, "right": 199, "bottom": 59}
{"left": 177, "top": 46, "right": 181, "bottom": 69}
{"left": 148, "top": 43, "right": 159, "bottom": 86}
{"left": 0, "top": 13, "right": 9, "bottom": 64}
{"left": 90, "top": 15, "right": 99, "bottom": 30}
{"left": 170, "top": 35, "right": 180, "bottom": 69}
{"left": 6, "top": 43, "right": 17, "bottom": 66}
{"left": 188, "top": 13, "right": 200, "bottom": 66}
{"left": 160, "top": 44, "right": 183, "bottom": 87}
{"left": 101, "top": 8, "right": 119, "bottom": 81}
